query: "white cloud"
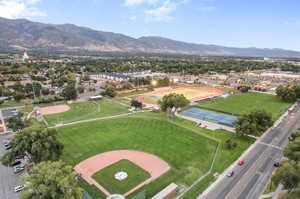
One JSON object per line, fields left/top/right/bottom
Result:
{"left": 124, "top": 0, "right": 159, "bottom": 7}
{"left": 0, "top": 0, "right": 45, "bottom": 19}
{"left": 145, "top": 0, "right": 187, "bottom": 22}
{"left": 124, "top": 0, "right": 188, "bottom": 22}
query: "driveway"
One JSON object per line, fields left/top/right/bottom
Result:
{"left": 0, "top": 134, "right": 20, "bottom": 199}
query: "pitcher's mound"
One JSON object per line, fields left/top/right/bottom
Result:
{"left": 39, "top": 105, "right": 70, "bottom": 115}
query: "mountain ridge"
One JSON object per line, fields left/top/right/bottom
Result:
{"left": 0, "top": 17, "right": 299, "bottom": 57}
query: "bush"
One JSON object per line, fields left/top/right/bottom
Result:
{"left": 33, "top": 95, "right": 64, "bottom": 104}
{"left": 101, "top": 84, "right": 117, "bottom": 97}
{"left": 225, "top": 139, "right": 237, "bottom": 150}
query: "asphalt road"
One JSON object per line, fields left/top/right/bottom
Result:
{"left": 0, "top": 134, "right": 20, "bottom": 199}
{"left": 199, "top": 103, "right": 300, "bottom": 199}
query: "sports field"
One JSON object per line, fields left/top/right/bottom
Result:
{"left": 137, "top": 87, "right": 224, "bottom": 104}
{"left": 199, "top": 92, "right": 292, "bottom": 119}
{"left": 57, "top": 117, "right": 218, "bottom": 198}
{"left": 43, "top": 99, "right": 129, "bottom": 126}
{"left": 92, "top": 160, "right": 151, "bottom": 194}
{"left": 180, "top": 107, "right": 237, "bottom": 127}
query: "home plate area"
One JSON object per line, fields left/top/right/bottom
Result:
{"left": 74, "top": 150, "right": 170, "bottom": 197}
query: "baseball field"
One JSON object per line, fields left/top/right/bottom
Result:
{"left": 137, "top": 86, "right": 224, "bottom": 105}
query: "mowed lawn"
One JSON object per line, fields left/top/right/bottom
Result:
{"left": 199, "top": 92, "right": 292, "bottom": 119}
{"left": 92, "top": 160, "right": 151, "bottom": 194}
{"left": 57, "top": 117, "right": 218, "bottom": 198}
{"left": 44, "top": 99, "right": 129, "bottom": 126}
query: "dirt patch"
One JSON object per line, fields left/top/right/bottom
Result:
{"left": 39, "top": 105, "right": 70, "bottom": 115}
{"left": 74, "top": 150, "right": 171, "bottom": 196}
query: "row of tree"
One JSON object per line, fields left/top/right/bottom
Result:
{"left": 272, "top": 131, "right": 300, "bottom": 198}
{"left": 1, "top": 126, "right": 83, "bottom": 199}
{"left": 276, "top": 85, "right": 300, "bottom": 102}
{"left": 235, "top": 110, "right": 273, "bottom": 137}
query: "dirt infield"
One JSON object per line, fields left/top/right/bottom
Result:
{"left": 74, "top": 150, "right": 170, "bottom": 196}
{"left": 136, "top": 86, "right": 225, "bottom": 105}
{"left": 39, "top": 105, "right": 70, "bottom": 115}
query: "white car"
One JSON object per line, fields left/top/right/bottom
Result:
{"left": 14, "top": 166, "right": 25, "bottom": 174}
{"left": 226, "top": 171, "right": 234, "bottom": 177}
{"left": 14, "top": 185, "right": 25, "bottom": 192}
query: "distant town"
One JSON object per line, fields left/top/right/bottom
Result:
{"left": 0, "top": 51, "right": 300, "bottom": 199}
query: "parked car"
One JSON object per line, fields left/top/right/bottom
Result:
{"left": 14, "top": 185, "right": 25, "bottom": 193}
{"left": 274, "top": 162, "right": 280, "bottom": 167}
{"left": 238, "top": 160, "right": 245, "bottom": 166}
{"left": 14, "top": 166, "right": 25, "bottom": 174}
{"left": 226, "top": 171, "right": 234, "bottom": 177}
{"left": 11, "top": 160, "right": 22, "bottom": 167}
{"left": 4, "top": 144, "right": 12, "bottom": 150}
{"left": 2, "top": 139, "right": 10, "bottom": 145}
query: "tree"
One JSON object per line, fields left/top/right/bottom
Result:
{"left": 235, "top": 110, "right": 273, "bottom": 136}
{"left": 13, "top": 92, "right": 25, "bottom": 102}
{"left": 1, "top": 127, "right": 63, "bottom": 165}
{"left": 225, "top": 138, "right": 237, "bottom": 150}
{"left": 25, "top": 82, "right": 42, "bottom": 98}
{"left": 17, "top": 65, "right": 30, "bottom": 73}
{"left": 158, "top": 93, "right": 189, "bottom": 112}
{"left": 272, "top": 160, "right": 300, "bottom": 192}
{"left": 62, "top": 84, "right": 77, "bottom": 100}
{"left": 131, "top": 100, "right": 143, "bottom": 109}
{"left": 77, "top": 86, "right": 84, "bottom": 94}
{"left": 102, "top": 84, "right": 117, "bottom": 97}
{"left": 276, "top": 85, "right": 297, "bottom": 102}
{"left": 21, "top": 161, "right": 83, "bottom": 199}
{"left": 41, "top": 88, "right": 50, "bottom": 96}
{"left": 237, "top": 85, "right": 250, "bottom": 93}
{"left": 284, "top": 132, "right": 300, "bottom": 162}
{"left": 293, "top": 85, "right": 300, "bottom": 99}
{"left": 158, "top": 77, "right": 170, "bottom": 87}
{"left": 6, "top": 113, "right": 28, "bottom": 131}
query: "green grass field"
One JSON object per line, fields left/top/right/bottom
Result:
{"left": 57, "top": 117, "right": 218, "bottom": 198}
{"left": 128, "top": 112, "right": 254, "bottom": 198}
{"left": 0, "top": 100, "right": 31, "bottom": 109}
{"left": 44, "top": 99, "right": 129, "bottom": 126}
{"left": 92, "top": 160, "right": 150, "bottom": 194}
{"left": 199, "top": 92, "right": 292, "bottom": 119}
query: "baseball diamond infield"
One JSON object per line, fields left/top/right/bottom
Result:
{"left": 74, "top": 150, "right": 171, "bottom": 197}
{"left": 39, "top": 105, "right": 70, "bottom": 115}
{"left": 136, "top": 86, "right": 225, "bottom": 105}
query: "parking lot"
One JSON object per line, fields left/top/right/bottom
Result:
{"left": 0, "top": 134, "right": 20, "bottom": 199}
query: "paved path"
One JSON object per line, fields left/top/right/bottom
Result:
{"left": 50, "top": 111, "right": 146, "bottom": 128}
{"left": 198, "top": 102, "right": 300, "bottom": 199}
{"left": 0, "top": 109, "right": 7, "bottom": 134}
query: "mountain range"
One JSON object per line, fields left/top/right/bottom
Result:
{"left": 0, "top": 17, "right": 299, "bottom": 57}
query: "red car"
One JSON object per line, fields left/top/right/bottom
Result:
{"left": 238, "top": 160, "right": 245, "bottom": 166}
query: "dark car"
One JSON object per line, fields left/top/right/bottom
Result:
{"left": 274, "top": 162, "right": 280, "bottom": 167}
{"left": 11, "top": 160, "right": 22, "bottom": 167}
{"left": 4, "top": 144, "right": 12, "bottom": 150}
{"left": 226, "top": 171, "right": 234, "bottom": 177}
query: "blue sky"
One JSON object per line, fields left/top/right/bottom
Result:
{"left": 0, "top": 0, "right": 299, "bottom": 51}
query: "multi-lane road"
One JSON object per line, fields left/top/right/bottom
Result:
{"left": 199, "top": 102, "right": 300, "bottom": 199}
